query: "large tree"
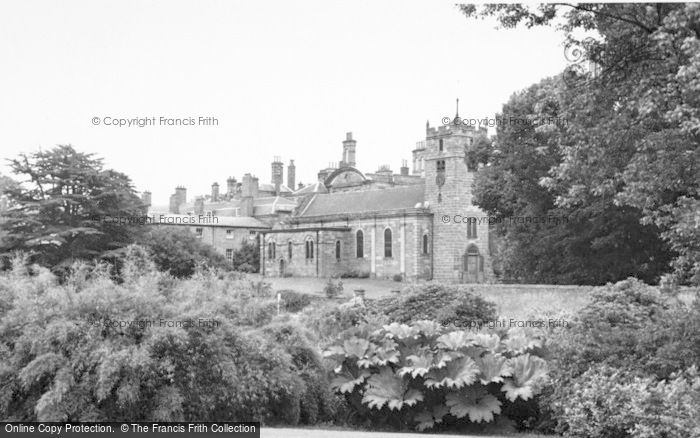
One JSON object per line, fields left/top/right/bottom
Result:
{"left": 474, "top": 77, "right": 673, "bottom": 284}
{"left": 463, "top": 3, "right": 700, "bottom": 284}
{"left": 1, "top": 145, "right": 146, "bottom": 270}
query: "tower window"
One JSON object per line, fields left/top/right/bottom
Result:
{"left": 437, "top": 160, "right": 446, "bottom": 172}
{"left": 422, "top": 234, "right": 429, "bottom": 255}
{"left": 335, "top": 240, "right": 341, "bottom": 261}
{"left": 268, "top": 241, "right": 276, "bottom": 259}
{"left": 356, "top": 230, "right": 364, "bottom": 258}
{"left": 305, "top": 239, "right": 314, "bottom": 259}
{"left": 439, "top": 138, "right": 444, "bottom": 152}
{"left": 467, "top": 218, "right": 477, "bottom": 239}
{"left": 288, "top": 241, "right": 293, "bottom": 260}
{"left": 384, "top": 228, "right": 392, "bottom": 258}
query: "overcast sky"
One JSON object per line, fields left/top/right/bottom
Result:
{"left": 0, "top": 1, "right": 570, "bottom": 205}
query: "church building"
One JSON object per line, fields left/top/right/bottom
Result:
{"left": 149, "top": 108, "right": 493, "bottom": 282}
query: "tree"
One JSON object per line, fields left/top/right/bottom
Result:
{"left": 473, "top": 77, "right": 672, "bottom": 284}
{"left": 139, "top": 227, "right": 231, "bottom": 278}
{"left": 231, "top": 236, "right": 260, "bottom": 273}
{"left": 1, "top": 145, "right": 146, "bottom": 270}
{"left": 462, "top": 3, "right": 700, "bottom": 284}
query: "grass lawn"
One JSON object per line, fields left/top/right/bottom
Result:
{"left": 251, "top": 274, "right": 594, "bottom": 319}
{"left": 251, "top": 274, "right": 698, "bottom": 320}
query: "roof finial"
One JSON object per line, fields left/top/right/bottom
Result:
{"left": 455, "top": 98, "right": 460, "bottom": 118}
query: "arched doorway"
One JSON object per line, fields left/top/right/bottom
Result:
{"left": 462, "top": 244, "right": 480, "bottom": 283}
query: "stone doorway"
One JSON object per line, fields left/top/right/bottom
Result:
{"left": 462, "top": 244, "right": 480, "bottom": 283}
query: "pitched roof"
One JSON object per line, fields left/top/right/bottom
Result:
{"left": 150, "top": 214, "right": 270, "bottom": 229}
{"left": 298, "top": 185, "right": 425, "bottom": 218}
{"left": 292, "top": 182, "right": 328, "bottom": 196}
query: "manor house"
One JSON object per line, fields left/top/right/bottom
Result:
{"left": 146, "top": 111, "right": 493, "bottom": 282}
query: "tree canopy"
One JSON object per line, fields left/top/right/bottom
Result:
{"left": 463, "top": 3, "right": 700, "bottom": 284}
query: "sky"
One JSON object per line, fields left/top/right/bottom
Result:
{"left": 0, "top": 0, "right": 570, "bottom": 205}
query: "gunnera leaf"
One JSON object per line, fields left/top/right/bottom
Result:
{"left": 474, "top": 353, "right": 512, "bottom": 384}
{"left": 445, "top": 386, "right": 502, "bottom": 423}
{"left": 398, "top": 351, "right": 452, "bottom": 378}
{"left": 502, "top": 328, "right": 543, "bottom": 354}
{"left": 362, "top": 367, "right": 424, "bottom": 411}
{"left": 424, "top": 356, "right": 480, "bottom": 389}
{"left": 383, "top": 323, "right": 418, "bottom": 340}
{"left": 415, "top": 405, "right": 450, "bottom": 431}
{"left": 331, "top": 365, "right": 371, "bottom": 394}
{"left": 436, "top": 331, "right": 476, "bottom": 350}
{"left": 501, "top": 354, "right": 548, "bottom": 402}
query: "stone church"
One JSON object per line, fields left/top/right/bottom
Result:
{"left": 149, "top": 111, "right": 493, "bottom": 282}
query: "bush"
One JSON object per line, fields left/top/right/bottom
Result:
{"left": 279, "top": 290, "right": 318, "bottom": 313}
{"left": 556, "top": 365, "right": 700, "bottom": 438}
{"left": 139, "top": 227, "right": 231, "bottom": 278}
{"left": 541, "top": 278, "right": 700, "bottom": 436}
{"left": 324, "top": 320, "right": 548, "bottom": 432}
{"left": 231, "top": 238, "right": 260, "bottom": 273}
{"left": 371, "top": 282, "right": 497, "bottom": 326}
{"left": 0, "top": 251, "right": 328, "bottom": 424}
{"left": 340, "top": 270, "right": 370, "bottom": 279}
{"left": 392, "top": 273, "right": 403, "bottom": 282}
{"left": 324, "top": 277, "right": 344, "bottom": 299}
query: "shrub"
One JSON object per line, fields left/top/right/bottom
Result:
{"left": 373, "top": 282, "right": 497, "bottom": 326}
{"left": 392, "top": 273, "right": 403, "bottom": 282}
{"left": 0, "top": 252, "right": 325, "bottom": 424}
{"left": 541, "top": 278, "right": 700, "bottom": 436}
{"left": 323, "top": 320, "right": 548, "bottom": 432}
{"left": 255, "top": 320, "right": 343, "bottom": 425}
{"left": 324, "top": 277, "right": 344, "bottom": 299}
{"left": 231, "top": 238, "right": 260, "bottom": 273}
{"left": 279, "top": 290, "right": 318, "bottom": 313}
{"left": 139, "top": 228, "right": 231, "bottom": 278}
{"left": 555, "top": 365, "right": 700, "bottom": 438}
{"left": 340, "top": 270, "right": 370, "bottom": 279}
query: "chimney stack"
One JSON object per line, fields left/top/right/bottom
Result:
{"left": 342, "top": 132, "right": 356, "bottom": 167}
{"left": 194, "top": 197, "right": 205, "bottom": 215}
{"left": 400, "top": 159, "right": 409, "bottom": 176}
{"left": 226, "top": 177, "right": 236, "bottom": 196}
{"left": 173, "top": 186, "right": 187, "bottom": 212}
{"left": 141, "top": 191, "right": 152, "bottom": 207}
{"left": 271, "top": 156, "right": 283, "bottom": 195}
{"left": 211, "top": 182, "right": 219, "bottom": 202}
{"left": 287, "top": 159, "right": 296, "bottom": 191}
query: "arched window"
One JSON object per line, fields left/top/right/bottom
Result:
{"left": 384, "top": 228, "right": 392, "bottom": 258}
{"left": 288, "top": 241, "right": 293, "bottom": 260}
{"left": 335, "top": 240, "right": 341, "bottom": 261}
{"left": 268, "top": 241, "right": 276, "bottom": 259}
{"left": 439, "top": 138, "right": 444, "bottom": 152}
{"left": 467, "top": 218, "right": 477, "bottom": 239}
{"left": 305, "top": 239, "right": 314, "bottom": 260}
{"left": 356, "top": 230, "right": 364, "bottom": 258}
{"left": 422, "top": 234, "right": 429, "bottom": 255}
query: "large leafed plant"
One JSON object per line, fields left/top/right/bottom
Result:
{"left": 323, "top": 320, "right": 548, "bottom": 431}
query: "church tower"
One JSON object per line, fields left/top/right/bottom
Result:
{"left": 424, "top": 100, "right": 492, "bottom": 282}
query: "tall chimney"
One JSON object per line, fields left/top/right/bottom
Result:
{"left": 194, "top": 197, "right": 205, "bottom": 215}
{"left": 271, "top": 156, "right": 283, "bottom": 195}
{"left": 400, "top": 159, "right": 409, "bottom": 176}
{"left": 287, "top": 159, "right": 296, "bottom": 191}
{"left": 226, "top": 177, "right": 236, "bottom": 196}
{"left": 175, "top": 186, "right": 187, "bottom": 206}
{"left": 251, "top": 176, "right": 259, "bottom": 198}
{"left": 342, "top": 132, "right": 356, "bottom": 167}
{"left": 242, "top": 174, "right": 252, "bottom": 197}
{"left": 211, "top": 182, "right": 219, "bottom": 202}
{"left": 141, "top": 191, "right": 152, "bottom": 207}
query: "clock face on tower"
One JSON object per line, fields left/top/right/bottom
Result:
{"left": 436, "top": 173, "right": 445, "bottom": 187}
